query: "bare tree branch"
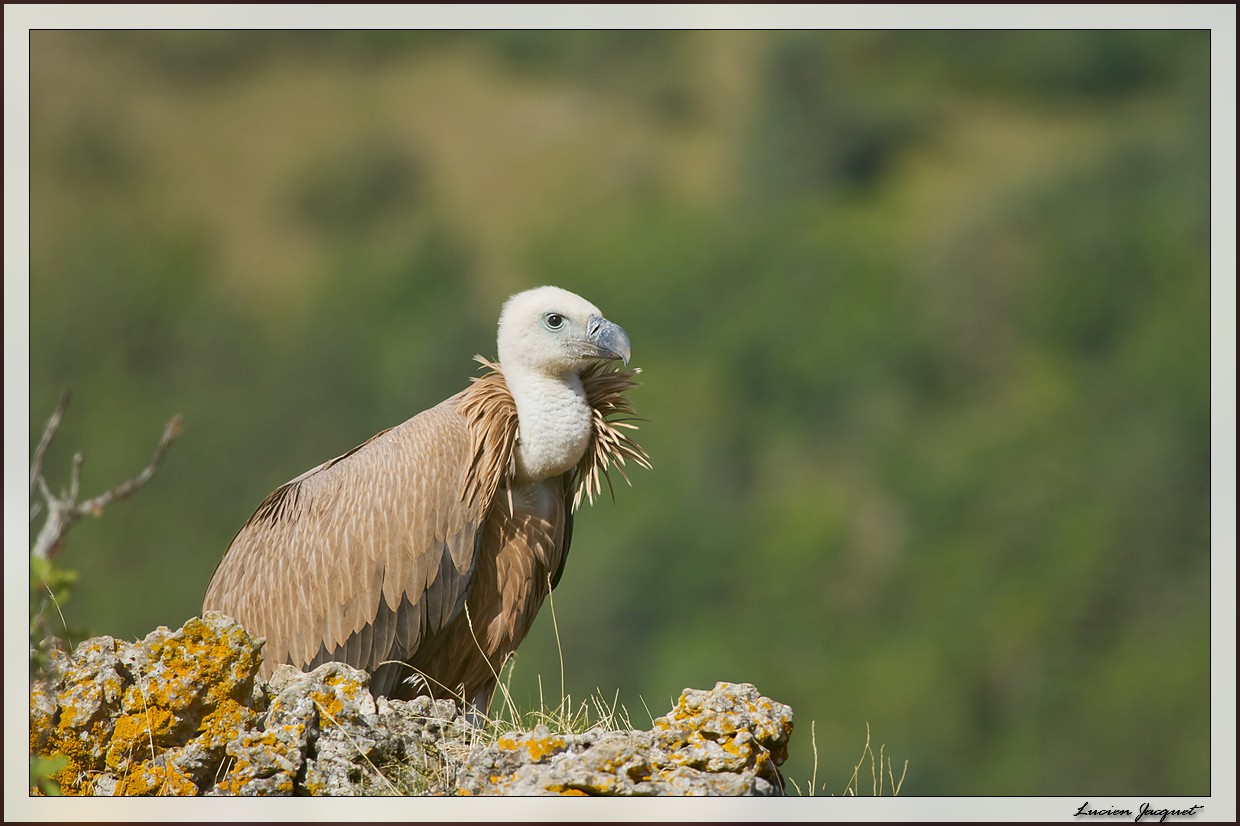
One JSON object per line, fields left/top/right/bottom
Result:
{"left": 30, "top": 396, "right": 183, "bottom": 561}
{"left": 77, "top": 416, "right": 182, "bottom": 517}
{"left": 29, "top": 389, "right": 71, "bottom": 516}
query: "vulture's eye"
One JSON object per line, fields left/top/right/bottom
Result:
{"left": 544, "top": 313, "right": 565, "bottom": 330}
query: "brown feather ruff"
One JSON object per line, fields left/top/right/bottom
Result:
{"left": 573, "top": 361, "right": 653, "bottom": 510}
{"left": 458, "top": 356, "right": 650, "bottom": 511}
{"left": 455, "top": 358, "right": 519, "bottom": 510}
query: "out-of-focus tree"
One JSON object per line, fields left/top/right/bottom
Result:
{"left": 28, "top": 29, "right": 1211, "bottom": 795}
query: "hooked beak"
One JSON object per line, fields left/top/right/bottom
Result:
{"left": 584, "top": 315, "right": 632, "bottom": 366}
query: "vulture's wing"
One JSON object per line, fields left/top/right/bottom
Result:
{"left": 204, "top": 396, "right": 486, "bottom": 693}
{"left": 549, "top": 507, "right": 574, "bottom": 591}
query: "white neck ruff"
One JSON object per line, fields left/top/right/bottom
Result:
{"left": 503, "top": 369, "right": 592, "bottom": 483}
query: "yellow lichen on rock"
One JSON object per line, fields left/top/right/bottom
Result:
{"left": 649, "top": 682, "right": 794, "bottom": 789}
{"left": 32, "top": 617, "right": 796, "bottom": 797}
{"left": 30, "top": 638, "right": 127, "bottom": 795}
{"left": 115, "top": 761, "right": 199, "bottom": 797}
{"left": 36, "top": 714, "right": 114, "bottom": 795}
{"left": 310, "top": 690, "right": 344, "bottom": 723}
{"left": 497, "top": 726, "right": 567, "bottom": 764}
{"left": 216, "top": 725, "right": 302, "bottom": 796}
{"left": 199, "top": 696, "right": 260, "bottom": 749}
{"left": 29, "top": 613, "right": 266, "bottom": 796}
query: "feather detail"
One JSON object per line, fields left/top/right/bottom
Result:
{"left": 573, "top": 362, "right": 652, "bottom": 510}
{"left": 457, "top": 356, "right": 649, "bottom": 512}
{"left": 455, "top": 357, "right": 519, "bottom": 510}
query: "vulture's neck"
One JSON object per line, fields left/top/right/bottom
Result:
{"left": 503, "top": 368, "right": 593, "bottom": 484}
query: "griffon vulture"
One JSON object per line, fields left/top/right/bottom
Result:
{"left": 203, "top": 286, "right": 648, "bottom": 714}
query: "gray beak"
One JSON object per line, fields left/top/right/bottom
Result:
{"left": 585, "top": 315, "right": 631, "bottom": 366}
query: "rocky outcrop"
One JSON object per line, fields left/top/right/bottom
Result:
{"left": 30, "top": 614, "right": 794, "bottom": 796}
{"left": 455, "top": 679, "right": 791, "bottom": 796}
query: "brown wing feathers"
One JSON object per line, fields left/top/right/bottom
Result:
{"left": 204, "top": 400, "right": 482, "bottom": 680}
{"left": 203, "top": 358, "right": 646, "bottom": 704}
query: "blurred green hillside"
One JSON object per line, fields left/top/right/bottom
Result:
{"left": 28, "top": 30, "right": 1212, "bottom": 795}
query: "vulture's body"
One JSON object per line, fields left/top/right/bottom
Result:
{"left": 204, "top": 287, "right": 646, "bottom": 712}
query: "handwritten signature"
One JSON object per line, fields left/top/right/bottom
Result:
{"left": 1075, "top": 802, "right": 1204, "bottom": 822}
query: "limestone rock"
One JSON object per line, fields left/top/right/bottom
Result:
{"left": 30, "top": 616, "right": 794, "bottom": 797}
{"left": 651, "top": 681, "right": 794, "bottom": 790}
{"left": 455, "top": 682, "right": 793, "bottom": 796}
{"left": 30, "top": 614, "right": 263, "bottom": 796}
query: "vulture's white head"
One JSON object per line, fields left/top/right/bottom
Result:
{"left": 496, "top": 286, "right": 631, "bottom": 482}
{"left": 497, "top": 286, "right": 631, "bottom": 378}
